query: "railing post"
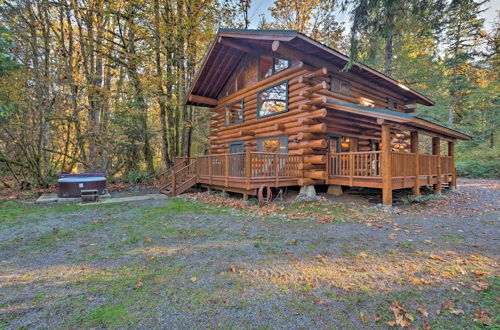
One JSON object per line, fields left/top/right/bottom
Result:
{"left": 410, "top": 131, "right": 420, "bottom": 196}
{"left": 381, "top": 123, "right": 393, "bottom": 205}
{"left": 326, "top": 151, "right": 330, "bottom": 179}
{"left": 349, "top": 153, "right": 354, "bottom": 186}
{"left": 208, "top": 155, "right": 212, "bottom": 185}
{"left": 274, "top": 152, "right": 279, "bottom": 186}
{"left": 448, "top": 141, "right": 456, "bottom": 189}
{"left": 432, "top": 137, "right": 442, "bottom": 194}
{"left": 172, "top": 167, "right": 176, "bottom": 196}
{"left": 225, "top": 153, "right": 229, "bottom": 187}
{"left": 245, "top": 145, "right": 251, "bottom": 189}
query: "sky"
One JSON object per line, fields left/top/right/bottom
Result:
{"left": 246, "top": 0, "right": 499, "bottom": 31}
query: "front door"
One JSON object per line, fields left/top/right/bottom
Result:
{"left": 328, "top": 135, "right": 341, "bottom": 153}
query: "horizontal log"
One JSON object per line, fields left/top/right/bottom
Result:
{"left": 305, "top": 170, "right": 328, "bottom": 180}
{"left": 188, "top": 94, "right": 218, "bottom": 106}
{"left": 305, "top": 67, "right": 328, "bottom": 79}
{"left": 304, "top": 155, "right": 326, "bottom": 164}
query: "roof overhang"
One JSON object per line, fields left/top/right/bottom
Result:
{"left": 185, "top": 29, "right": 435, "bottom": 107}
{"left": 325, "top": 99, "right": 471, "bottom": 140}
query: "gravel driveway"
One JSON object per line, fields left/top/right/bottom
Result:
{"left": 0, "top": 179, "right": 498, "bottom": 329}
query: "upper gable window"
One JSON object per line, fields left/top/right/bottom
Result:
{"left": 331, "top": 77, "right": 350, "bottom": 96}
{"left": 226, "top": 67, "right": 246, "bottom": 97}
{"left": 259, "top": 56, "right": 290, "bottom": 80}
{"left": 225, "top": 99, "right": 244, "bottom": 126}
{"left": 257, "top": 82, "right": 288, "bottom": 118}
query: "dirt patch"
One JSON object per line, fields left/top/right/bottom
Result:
{"left": 0, "top": 179, "right": 498, "bottom": 329}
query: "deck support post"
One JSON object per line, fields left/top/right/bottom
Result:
{"left": 432, "top": 137, "right": 442, "bottom": 194}
{"left": 225, "top": 153, "right": 229, "bottom": 187}
{"left": 274, "top": 152, "right": 279, "bottom": 186}
{"left": 410, "top": 131, "right": 420, "bottom": 196}
{"left": 448, "top": 141, "right": 456, "bottom": 190}
{"left": 245, "top": 144, "right": 251, "bottom": 189}
{"left": 381, "top": 123, "right": 393, "bottom": 205}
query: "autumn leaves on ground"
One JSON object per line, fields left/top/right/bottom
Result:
{"left": 0, "top": 179, "right": 498, "bottom": 329}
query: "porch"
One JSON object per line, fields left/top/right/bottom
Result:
{"left": 160, "top": 145, "right": 456, "bottom": 204}
{"left": 327, "top": 151, "right": 454, "bottom": 190}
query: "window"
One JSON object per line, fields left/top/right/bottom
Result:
{"left": 340, "top": 137, "right": 358, "bottom": 152}
{"left": 225, "top": 66, "right": 246, "bottom": 96}
{"left": 331, "top": 77, "right": 350, "bottom": 95}
{"left": 387, "top": 98, "right": 399, "bottom": 110}
{"left": 257, "top": 82, "right": 288, "bottom": 118}
{"left": 229, "top": 142, "right": 244, "bottom": 153}
{"left": 259, "top": 56, "right": 290, "bottom": 80}
{"left": 370, "top": 140, "right": 380, "bottom": 151}
{"left": 225, "top": 99, "right": 244, "bottom": 126}
{"left": 257, "top": 136, "right": 288, "bottom": 153}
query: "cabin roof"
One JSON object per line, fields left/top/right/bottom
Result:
{"left": 326, "top": 100, "right": 471, "bottom": 140}
{"left": 185, "top": 29, "right": 435, "bottom": 107}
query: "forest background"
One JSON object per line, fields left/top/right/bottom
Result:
{"left": 0, "top": 0, "right": 498, "bottom": 188}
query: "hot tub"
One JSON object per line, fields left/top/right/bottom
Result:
{"left": 57, "top": 173, "right": 107, "bottom": 198}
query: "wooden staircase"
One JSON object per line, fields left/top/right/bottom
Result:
{"left": 159, "top": 157, "right": 198, "bottom": 196}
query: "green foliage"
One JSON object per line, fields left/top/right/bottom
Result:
{"left": 127, "top": 170, "right": 152, "bottom": 183}
{"left": 456, "top": 145, "right": 500, "bottom": 178}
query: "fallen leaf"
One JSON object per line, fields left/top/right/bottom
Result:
{"left": 471, "top": 281, "right": 489, "bottom": 291}
{"left": 134, "top": 281, "right": 143, "bottom": 289}
{"left": 417, "top": 308, "right": 429, "bottom": 318}
{"left": 359, "top": 311, "right": 367, "bottom": 322}
{"left": 430, "top": 254, "right": 444, "bottom": 261}
{"left": 399, "top": 319, "right": 411, "bottom": 327}
{"left": 389, "top": 233, "right": 398, "bottom": 240}
{"left": 228, "top": 265, "right": 237, "bottom": 272}
{"left": 190, "top": 276, "right": 197, "bottom": 282}
{"left": 473, "top": 309, "right": 492, "bottom": 325}
{"left": 435, "top": 309, "right": 441, "bottom": 315}
{"left": 373, "top": 313, "right": 381, "bottom": 322}
{"left": 445, "top": 250, "right": 457, "bottom": 257}
{"left": 443, "top": 301, "right": 455, "bottom": 310}
{"left": 408, "top": 276, "right": 421, "bottom": 285}
{"left": 144, "top": 237, "right": 153, "bottom": 243}
{"left": 405, "top": 313, "right": 414, "bottom": 321}
{"left": 471, "top": 270, "right": 487, "bottom": 275}
{"left": 449, "top": 309, "right": 464, "bottom": 315}
{"left": 86, "top": 296, "right": 95, "bottom": 301}
{"left": 386, "top": 321, "right": 396, "bottom": 327}
{"left": 423, "top": 324, "right": 431, "bottom": 330}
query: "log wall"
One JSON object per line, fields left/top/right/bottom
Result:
{"left": 210, "top": 56, "right": 421, "bottom": 185}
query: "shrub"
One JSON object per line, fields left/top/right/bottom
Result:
{"left": 456, "top": 159, "right": 500, "bottom": 179}
{"left": 127, "top": 170, "right": 151, "bottom": 183}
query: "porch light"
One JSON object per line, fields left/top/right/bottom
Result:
{"left": 398, "top": 83, "right": 410, "bottom": 91}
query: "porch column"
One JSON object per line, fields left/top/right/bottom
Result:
{"left": 410, "top": 131, "right": 420, "bottom": 196}
{"left": 381, "top": 123, "right": 393, "bottom": 205}
{"left": 448, "top": 141, "right": 456, "bottom": 190}
{"left": 432, "top": 137, "right": 442, "bottom": 194}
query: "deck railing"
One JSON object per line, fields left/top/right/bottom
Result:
{"left": 328, "top": 151, "right": 453, "bottom": 182}
{"left": 391, "top": 152, "right": 416, "bottom": 177}
{"left": 328, "top": 151, "right": 382, "bottom": 177}
{"left": 195, "top": 152, "right": 301, "bottom": 186}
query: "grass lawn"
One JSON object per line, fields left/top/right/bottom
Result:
{"left": 0, "top": 191, "right": 498, "bottom": 329}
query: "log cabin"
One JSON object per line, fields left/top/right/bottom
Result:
{"left": 161, "top": 29, "right": 471, "bottom": 205}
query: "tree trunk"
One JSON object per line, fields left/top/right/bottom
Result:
{"left": 384, "top": 33, "right": 393, "bottom": 76}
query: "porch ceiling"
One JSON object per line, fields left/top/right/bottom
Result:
{"left": 325, "top": 99, "right": 472, "bottom": 141}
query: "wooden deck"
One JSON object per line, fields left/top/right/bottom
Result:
{"left": 160, "top": 149, "right": 455, "bottom": 200}
{"left": 327, "top": 151, "right": 453, "bottom": 189}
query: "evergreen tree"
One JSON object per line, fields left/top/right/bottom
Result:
{"left": 442, "top": 0, "right": 487, "bottom": 126}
